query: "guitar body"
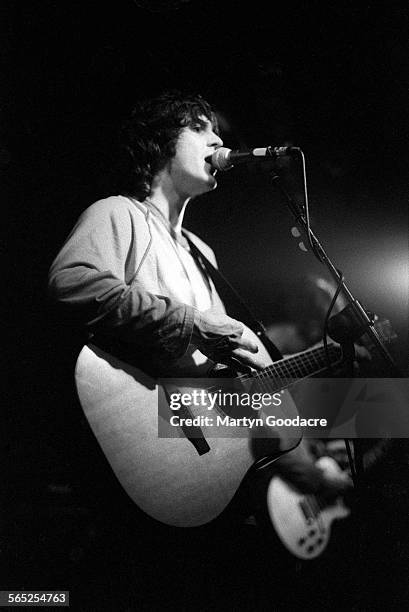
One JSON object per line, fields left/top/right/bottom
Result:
{"left": 75, "top": 326, "right": 300, "bottom": 527}
{"left": 266, "top": 456, "right": 350, "bottom": 559}
{"left": 74, "top": 313, "right": 396, "bottom": 529}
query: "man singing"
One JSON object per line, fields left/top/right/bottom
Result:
{"left": 48, "top": 89, "right": 350, "bottom": 530}
{"left": 48, "top": 91, "right": 265, "bottom": 378}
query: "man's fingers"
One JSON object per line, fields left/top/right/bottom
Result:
{"left": 232, "top": 337, "right": 259, "bottom": 354}
{"left": 192, "top": 310, "right": 264, "bottom": 368}
{"left": 232, "top": 325, "right": 259, "bottom": 354}
{"left": 231, "top": 348, "right": 266, "bottom": 370}
{"left": 354, "top": 345, "right": 372, "bottom": 361}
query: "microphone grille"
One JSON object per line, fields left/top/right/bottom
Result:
{"left": 212, "top": 147, "right": 232, "bottom": 171}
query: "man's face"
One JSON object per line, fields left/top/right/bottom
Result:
{"left": 167, "top": 116, "right": 223, "bottom": 198}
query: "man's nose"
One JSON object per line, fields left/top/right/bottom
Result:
{"left": 210, "top": 132, "right": 223, "bottom": 148}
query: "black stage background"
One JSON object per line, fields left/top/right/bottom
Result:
{"left": 3, "top": 2, "right": 409, "bottom": 610}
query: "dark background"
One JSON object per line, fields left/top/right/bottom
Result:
{"left": 5, "top": 0, "right": 408, "bottom": 353}
{"left": 3, "top": 1, "right": 409, "bottom": 609}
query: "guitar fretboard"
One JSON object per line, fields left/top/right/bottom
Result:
{"left": 243, "top": 342, "right": 342, "bottom": 392}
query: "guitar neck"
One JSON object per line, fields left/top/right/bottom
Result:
{"left": 250, "top": 317, "right": 397, "bottom": 392}
{"left": 252, "top": 342, "right": 342, "bottom": 392}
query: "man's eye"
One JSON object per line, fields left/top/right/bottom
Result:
{"left": 192, "top": 124, "right": 203, "bottom": 132}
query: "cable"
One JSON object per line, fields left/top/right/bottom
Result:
{"left": 323, "top": 270, "right": 345, "bottom": 371}
{"left": 299, "top": 150, "right": 323, "bottom": 262}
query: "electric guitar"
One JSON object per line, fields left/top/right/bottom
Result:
{"left": 266, "top": 455, "right": 350, "bottom": 560}
{"left": 265, "top": 317, "right": 398, "bottom": 559}
{"left": 75, "top": 319, "right": 395, "bottom": 527}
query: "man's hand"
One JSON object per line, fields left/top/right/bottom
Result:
{"left": 191, "top": 309, "right": 266, "bottom": 370}
{"left": 317, "top": 462, "right": 353, "bottom": 501}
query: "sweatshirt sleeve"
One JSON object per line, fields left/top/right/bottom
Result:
{"left": 48, "top": 198, "right": 195, "bottom": 359}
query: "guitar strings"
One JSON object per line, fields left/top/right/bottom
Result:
{"left": 236, "top": 343, "right": 341, "bottom": 392}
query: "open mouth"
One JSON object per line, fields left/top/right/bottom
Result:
{"left": 205, "top": 160, "right": 217, "bottom": 176}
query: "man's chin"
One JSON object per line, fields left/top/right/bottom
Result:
{"left": 192, "top": 174, "right": 218, "bottom": 197}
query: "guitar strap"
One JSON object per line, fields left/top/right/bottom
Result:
{"left": 152, "top": 232, "right": 284, "bottom": 458}
{"left": 183, "top": 232, "right": 283, "bottom": 363}
{"left": 167, "top": 232, "right": 283, "bottom": 457}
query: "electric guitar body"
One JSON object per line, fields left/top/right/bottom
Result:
{"left": 266, "top": 456, "right": 350, "bottom": 559}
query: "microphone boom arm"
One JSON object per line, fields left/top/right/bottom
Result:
{"left": 269, "top": 162, "right": 401, "bottom": 376}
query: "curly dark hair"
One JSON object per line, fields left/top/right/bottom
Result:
{"left": 118, "top": 90, "right": 218, "bottom": 200}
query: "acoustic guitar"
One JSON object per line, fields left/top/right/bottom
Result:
{"left": 75, "top": 324, "right": 349, "bottom": 527}
{"left": 75, "top": 313, "right": 397, "bottom": 527}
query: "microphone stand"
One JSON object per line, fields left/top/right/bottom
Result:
{"left": 269, "top": 167, "right": 402, "bottom": 477}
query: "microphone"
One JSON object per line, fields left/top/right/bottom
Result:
{"left": 206, "top": 146, "right": 300, "bottom": 171}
